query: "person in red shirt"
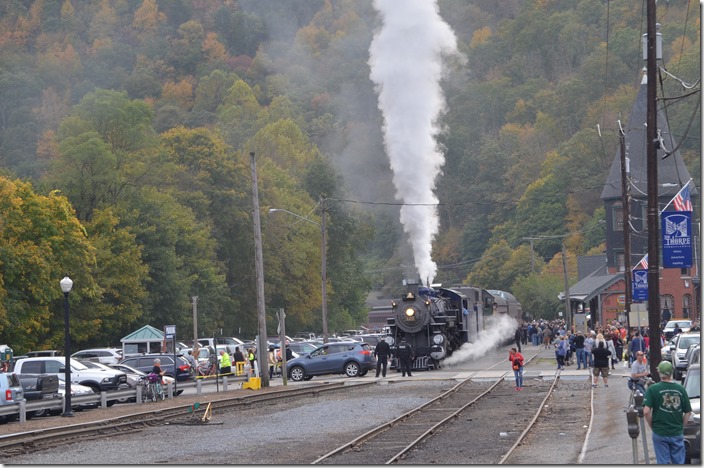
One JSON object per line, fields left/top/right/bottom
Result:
{"left": 509, "top": 347, "right": 524, "bottom": 391}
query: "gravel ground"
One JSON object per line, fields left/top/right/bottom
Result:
{"left": 3, "top": 380, "right": 455, "bottom": 465}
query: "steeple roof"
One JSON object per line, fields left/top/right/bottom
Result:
{"left": 600, "top": 72, "right": 696, "bottom": 200}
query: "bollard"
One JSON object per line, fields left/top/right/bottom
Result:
{"left": 196, "top": 378, "right": 202, "bottom": 396}
{"left": 223, "top": 376, "right": 228, "bottom": 391}
{"left": 19, "top": 399, "right": 26, "bottom": 424}
{"left": 627, "top": 405, "right": 640, "bottom": 464}
{"left": 634, "top": 392, "right": 650, "bottom": 464}
{"left": 100, "top": 391, "right": 107, "bottom": 409}
{"left": 136, "top": 385, "right": 143, "bottom": 403}
{"left": 167, "top": 381, "right": 173, "bottom": 399}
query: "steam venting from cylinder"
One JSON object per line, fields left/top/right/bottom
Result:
{"left": 369, "top": 0, "right": 460, "bottom": 284}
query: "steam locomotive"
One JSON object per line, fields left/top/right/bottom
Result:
{"left": 386, "top": 280, "right": 522, "bottom": 371}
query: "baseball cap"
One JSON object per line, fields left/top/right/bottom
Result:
{"left": 657, "top": 360, "right": 674, "bottom": 376}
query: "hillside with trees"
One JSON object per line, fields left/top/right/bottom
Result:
{"left": 0, "top": 0, "right": 699, "bottom": 352}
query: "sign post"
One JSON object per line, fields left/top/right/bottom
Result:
{"left": 165, "top": 325, "right": 176, "bottom": 396}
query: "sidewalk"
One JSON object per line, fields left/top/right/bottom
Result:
{"left": 530, "top": 345, "right": 657, "bottom": 464}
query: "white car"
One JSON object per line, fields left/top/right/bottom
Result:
{"left": 671, "top": 332, "right": 701, "bottom": 380}
{"left": 71, "top": 348, "right": 123, "bottom": 365}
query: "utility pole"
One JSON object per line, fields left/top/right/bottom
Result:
{"left": 561, "top": 244, "right": 572, "bottom": 331}
{"left": 619, "top": 122, "right": 632, "bottom": 331}
{"left": 192, "top": 296, "right": 198, "bottom": 346}
{"left": 250, "top": 152, "right": 269, "bottom": 388}
{"left": 645, "top": 0, "right": 662, "bottom": 378}
{"left": 320, "top": 196, "right": 328, "bottom": 344}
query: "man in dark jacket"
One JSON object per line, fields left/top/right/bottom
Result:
{"left": 374, "top": 337, "right": 391, "bottom": 378}
{"left": 514, "top": 327, "right": 522, "bottom": 352}
{"left": 396, "top": 338, "right": 414, "bottom": 377}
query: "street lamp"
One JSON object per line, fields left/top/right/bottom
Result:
{"left": 60, "top": 276, "right": 74, "bottom": 417}
{"left": 269, "top": 207, "right": 328, "bottom": 343}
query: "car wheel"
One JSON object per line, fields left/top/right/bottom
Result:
{"left": 345, "top": 361, "right": 360, "bottom": 377}
{"left": 290, "top": 366, "right": 306, "bottom": 382}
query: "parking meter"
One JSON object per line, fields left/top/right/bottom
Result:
{"left": 627, "top": 406, "right": 640, "bottom": 439}
{"left": 634, "top": 391, "right": 644, "bottom": 416}
{"left": 627, "top": 406, "right": 640, "bottom": 464}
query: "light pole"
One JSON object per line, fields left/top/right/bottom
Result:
{"left": 269, "top": 207, "right": 328, "bottom": 343}
{"left": 60, "top": 276, "right": 73, "bottom": 417}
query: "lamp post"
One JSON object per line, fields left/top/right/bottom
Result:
{"left": 60, "top": 276, "right": 74, "bottom": 417}
{"left": 269, "top": 206, "right": 328, "bottom": 343}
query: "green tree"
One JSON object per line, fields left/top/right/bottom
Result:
{"left": 0, "top": 178, "right": 99, "bottom": 352}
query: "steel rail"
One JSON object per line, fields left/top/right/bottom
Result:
{"left": 312, "top": 347, "right": 543, "bottom": 465}
{"left": 384, "top": 378, "right": 503, "bottom": 464}
{"left": 497, "top": 373, "right": 562, "bottom": 464}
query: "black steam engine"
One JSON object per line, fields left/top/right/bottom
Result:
{"left": 386, "top": 280, "right": 522, "bottom": 371}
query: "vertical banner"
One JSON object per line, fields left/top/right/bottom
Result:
{"left": 632, "top": 270, "right": 648, "bottom": 302}
{"left": 661, "top": 211, "right": 692, "bottom": 268}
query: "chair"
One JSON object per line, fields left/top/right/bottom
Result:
{"left": 235, "top": 361, "right": 245, "bottom": 376}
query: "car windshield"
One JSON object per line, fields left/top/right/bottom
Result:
{"left": 684, "top": 367, "right": 700, "bottom": 398}
{"left": 665, "top": 321, "right": 691, "bottom": 329}
{"left": 678, "top": 336, "right": 701, "bottom": 350}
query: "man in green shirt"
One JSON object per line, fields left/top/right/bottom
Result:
{"left": 643, "top": 361, "right": 692, "bottom": 464}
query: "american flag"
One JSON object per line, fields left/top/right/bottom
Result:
{"left": 672, "top": 183, "right": 693, "bottom": 211}
{"left": 633, "top": 254, "right": 648, "bottom": 270}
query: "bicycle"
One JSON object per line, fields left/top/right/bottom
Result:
{"left": 627, "top": 376, "right": 653, "bottom": 408}
{"left": 141, "top": 373, "right": 165, "bottom": 402}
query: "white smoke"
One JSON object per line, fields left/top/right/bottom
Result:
{"left": 443, "top": 315, "right": 519, "bottom": 366}
{"left": 369, "top": 0, "right": 461, "bottom": 284}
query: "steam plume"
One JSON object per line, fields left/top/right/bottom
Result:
{"left": 369, "top": 0, "right": 460, "bottom": 283}
{"left": 443, "top": 315, "right": 519, "bottom": 366}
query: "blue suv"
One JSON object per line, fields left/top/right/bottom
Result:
{"left": 286, "top": 342, "right": 376, "bottom": 381}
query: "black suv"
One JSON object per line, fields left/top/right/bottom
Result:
{"left": 118, "top": 354, "right": 193, "bottom": 381}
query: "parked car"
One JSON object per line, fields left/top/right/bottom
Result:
{"left": 71, "top": 348, "right": 123, "bottom": 364}
{"left": 662, "top": 336, "right": 678, "bottom": 362}
{"left": 671, "top": 332, "right": 701, "bottom": 380}
{"left": 683, "top": 363, "right": 700, "bottom": 463}
{"left": 17, "top": 373, "right": 60, "bottom": 418}
{"left": 663, "top": 320, "right": 692, "bottom": 340}
{"left": 13, "top": 357, "right": 128, "bottom": 395}
{"left": 56, "top": 375, "right": 98, "bottom": 412}
{"left": 118, "top": 354, "right": 193, "bottom": 382}
{"left": 286, "top": 342, "right": 376, "bottom": 381}
{"left": 0, "top": 373, "right": 24, "bottom": 423}
{"left": 107, "top": 362, "right": 180, "bottom": 399}
{"left": 286, "top": 341, "right": 319, "bottom": 357}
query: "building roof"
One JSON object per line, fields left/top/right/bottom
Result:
{"left": 578, "top": 255, "right": 608, "bottom": 280}
{"left": 601, "top": 73, "right": 696, "bottom": 201}
{"left": 121, "top": 324, "right": 164, "bottom": 342}
{"left": 565, "top": 273, "right": 623, "bottom": 303}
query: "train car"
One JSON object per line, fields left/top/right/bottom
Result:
{"left": 486, "top": 289, "right": 523, "bottom": 325}
{"left": 386, "top": 281, "right": 523, "bottom": 371}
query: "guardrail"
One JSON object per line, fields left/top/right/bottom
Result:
{"left": 0, "top": 374, "right": 249, "bottom": 425}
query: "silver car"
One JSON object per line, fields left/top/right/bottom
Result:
{"left": 0, "top": 373, "right": 24, "bottom": 423}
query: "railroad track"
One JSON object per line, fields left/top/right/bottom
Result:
{"left": 312, "top": 348, "right": 570, "bottom": 465}
{"left": 0, "top": 381, "right": 371, "bottom": 457}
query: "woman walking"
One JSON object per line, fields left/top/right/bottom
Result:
{"left": 509, "top": 347, "right": 524, "bottom": 391}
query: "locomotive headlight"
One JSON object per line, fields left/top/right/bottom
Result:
{"left": 433, "top": 334, "right": 444, "bottom": 344}
{"left": 404, "top": 307, "right": 416, "bottom": 317}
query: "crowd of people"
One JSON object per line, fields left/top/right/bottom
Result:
{"left": 511, "top": 317, "right": 696, "bottom": 464}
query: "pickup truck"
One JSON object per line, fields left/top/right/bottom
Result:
{"left": 17, "top": 373, "right": 60, "bottom": 417}
{"left": 13, "top": 357, "right": 127, "bottom": 405}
